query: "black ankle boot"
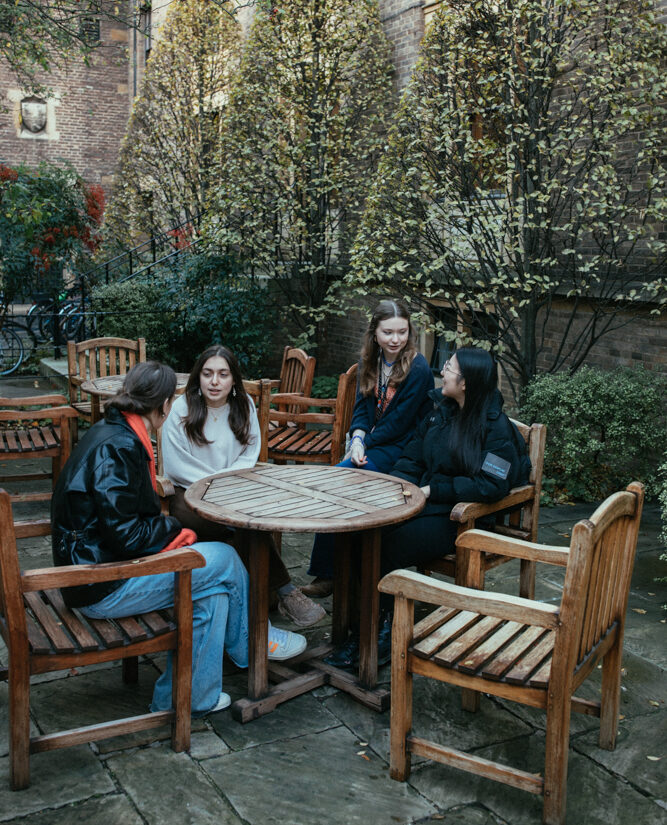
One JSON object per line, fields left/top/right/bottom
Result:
{"left": 377, "top": 610, "right": 393, "bottom": 667}
{"left": 324, "top": 632, "right": 360, "bottom": 670}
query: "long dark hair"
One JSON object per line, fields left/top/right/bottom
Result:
{"left": 359, "top": 299, "right": 418, "bottom": 396}
{"left": 105, "top": 361, "right": 176, "bottom": 417}
{"left": 448, "top": 347, "right": 498, "bottom": 475}
{"left": 182, "top": 345, "right": 251, "bottom": 447}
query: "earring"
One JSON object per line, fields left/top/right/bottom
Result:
{"left": 198, "top": 387, "right": 202, "bottom": 396}
{"left": 232, "top": 387, "right": 237, "bottom": 398}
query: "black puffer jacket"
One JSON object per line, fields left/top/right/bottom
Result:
{"left": 391, "top": 389, "right": 530, "bottom": 515}
{"left": 51, "top": 407, "right": 181, "bottom": 607}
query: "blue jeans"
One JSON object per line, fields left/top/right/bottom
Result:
{"left": 81, "top": 542, "right": 249, "bottom": 715}
{"left": 307, "top": 456, "right": 381, "bottom": 579}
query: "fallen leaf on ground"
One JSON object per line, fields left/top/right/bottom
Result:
{"left": 646, "top": 756, "right": 661, "bottom": 762}
{"left": 649, "top": 700, "right": 660, "bottom": 707}
{"left": 631, "top": 608, "right": 647, "bottom": 614}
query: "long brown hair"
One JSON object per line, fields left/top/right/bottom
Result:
{"left": 182, "top": 345, "right": 251, "bottom": 447}
{"left": 359, "top": 299, "right": 418, "bottom": 396}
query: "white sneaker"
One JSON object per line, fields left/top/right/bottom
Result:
{"left": 208, "top": 691, "right": 231, "bottom": 713}
{"left": 267, "top": 623, "right": 307, "bottom": 661}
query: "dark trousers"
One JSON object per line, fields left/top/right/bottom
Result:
{"left": 378, "top": 510, "right": 458, "bottom": 612}
{"left": 170, "top": 486, "right": 291, "bottom": 591}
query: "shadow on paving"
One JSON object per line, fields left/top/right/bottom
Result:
{"left": 0, "top": 374, "right": 665, "bottom": 824}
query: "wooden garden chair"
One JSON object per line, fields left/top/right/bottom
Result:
{"left": 0, "top": 489, "right": 205, "bottom": 790}
{"left": 67, "top": 336, "right": 146, "bottom": 431}
{"left": 267, "top": 363, "right": 357, "bottom": 465}
{"left": 424, "top": 420, "right": 546, "bottom": 600}
{"left": 379, "top": 481, "right": 644, "bottom": 825}
{"left": 0, "top": 395, "right": 78, "bottom": 506}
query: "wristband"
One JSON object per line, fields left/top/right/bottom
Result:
{"left": 350, "top": 435, "right": 364, "bottom": 446}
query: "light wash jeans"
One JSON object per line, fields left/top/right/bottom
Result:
{"left": 81, "top": 542, "right": 249, "bottom": 715}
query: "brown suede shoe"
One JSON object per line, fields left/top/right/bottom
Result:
{"left": 278, "top": 589, "right": 327, "bottom": 627}
{"left": 300, "top": 577, "right": 333, "bottom": 598}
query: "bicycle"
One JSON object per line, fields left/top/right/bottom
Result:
{"left": 0, "top": 320, "right": 25, "bottom": 375}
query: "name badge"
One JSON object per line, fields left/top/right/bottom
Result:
{"left": 481, "top": 452, "right": 511, "bottom": 480}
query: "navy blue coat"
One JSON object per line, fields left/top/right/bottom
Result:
{"left": 392, "top": 389, "right": 530, "bottom": 515}
{"left": 349, "top": 352, "right": 434, "bottom": 473}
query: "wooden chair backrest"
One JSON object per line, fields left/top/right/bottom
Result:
{"left": 243, "top": 378, "right": 271, "bottom": 462}
{"left": 330, "top": 363, "right": 359, "bottom": 463}
{"left": 0, "top": 394, "right": 73, "bottom": 421}
{"left": 67, "top": 337, "right": 146, "bottom": 402}
{"left": 279, "top": 346, "right": 316, "bottom": 396}
{"left": 558, "top": 481, "right": 644, "bottom": 674}
{"left": 508, "top": 418, "right": 546, "bottom": 542}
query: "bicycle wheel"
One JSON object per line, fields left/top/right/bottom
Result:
{"left": 0, "top": 326, "right": 25, "bottom": 375}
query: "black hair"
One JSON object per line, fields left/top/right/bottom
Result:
{"left": 105, "top": 361, "right": 177, "bottom": 417}
{"left": 448, "top": 347, "right": 498, "bottom": 475}
{"left": 182, "top": 345, "right": 251, "bottom": 447}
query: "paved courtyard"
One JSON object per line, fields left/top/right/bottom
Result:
{"left": 1, "top": 375, "right": 665, "bottom": 825}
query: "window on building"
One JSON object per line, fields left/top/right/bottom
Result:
{"left": 79, "top": 16, "right": 101, "bottom": 46}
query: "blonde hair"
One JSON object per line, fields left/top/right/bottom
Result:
{"left": 358, "top": 299, "right": 417, "bottom": 396}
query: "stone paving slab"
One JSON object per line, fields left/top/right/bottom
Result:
{"left": 0, "top": 746, "right": 115, "bottom": 822}
{"left": 0, "top": 793, "right": 144, "bottom": 825}
{"left": 573, "top": 711, "right": 667, "bottom": 800}
{"left": 407, "top": 734, "right": 667, "bottom": 825}
{"left": 107, "top": 746, "right": 244, "bottom": 825}
{"left": 202, "top": 725, "right": 437, "bottom": 825}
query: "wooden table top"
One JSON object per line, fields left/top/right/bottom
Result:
{"left": 81, "top": 373, "right": 189, "bottom": 397}
{"left": 185, "top": 463, "right": 425, "bottom": 533}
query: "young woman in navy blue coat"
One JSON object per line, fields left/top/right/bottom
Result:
{"left": 325, "top": 347, "right": 531, "bottom": 669}
{"left": 302, "top": 299, "right": 434, "bottom": 596}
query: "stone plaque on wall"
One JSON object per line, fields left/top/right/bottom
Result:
{"left": 21, "top": 96, "right": 47, "bottom": 133}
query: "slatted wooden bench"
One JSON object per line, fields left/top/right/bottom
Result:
{"left": 0, "top": 395, "right": 78, "bottom": 504}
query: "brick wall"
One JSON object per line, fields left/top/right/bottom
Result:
{"left": 379, "top": 0, "right": 425, "bottom": 90}
{"left": 0, "top": 15, "right": 132, "bottom": 193}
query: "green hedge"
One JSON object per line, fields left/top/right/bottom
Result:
{"left": 91, "top": 254, "right": 276, "bottom": 375}
{"left": 521, "top": 366, "right": 666, "bottom": 502}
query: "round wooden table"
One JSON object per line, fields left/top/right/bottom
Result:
{"left": 81, "top": 373, "right": 189, "bottom": 422}
{"left": 186, "top": 462, "right": 425, "bottom": 721}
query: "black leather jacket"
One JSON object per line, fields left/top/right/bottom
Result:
{"left": 51, "top": 407, "right": 181, "bottom": 607}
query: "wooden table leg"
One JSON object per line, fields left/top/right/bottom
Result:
{"left": 246, "top": 529, "right": 270, "bottom": 700}
{"left": 358, "top": 527, "right": 381, "bottom": 689}
{"left": 332, "top": 533, "right": 351, "bottom": 646}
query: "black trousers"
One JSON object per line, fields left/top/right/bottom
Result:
{"left": 379, "top": 510, "right": 458, "bottom": 612}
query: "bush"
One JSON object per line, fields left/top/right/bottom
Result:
{"left": 311, "top": 375, "right": 341, "bottom": 399}
{"left": 90, "top": 254, "right": 277, "bottom": 375}
{"left": 521, "top": 366, "right": 666, "bottom": 502}
{"left": 91, "top": 279, "right": 177, "bottom": 363}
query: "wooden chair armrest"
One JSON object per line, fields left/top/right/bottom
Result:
{"left": 21, "top": 547, "right": 206, "bottom": 593}
{"left": 456, "top": 528, "right": 569, "bottom": 566}
{"left": 266, "top": 379, "right": 282, "bottom": 390}
{"left": 0, "top": 405, "right": 79, "bottom": 422}
{"left": 378, "top": 569, "right": 559, "bottom": 628}
{"left": 156, "top": 476, "right": 175, "bottom": 499}
{"left": 450, "top": 485, "right": 534, "bottom": 523}
{"left": 0, "top": 394, "right": 70, "bottom": 407}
